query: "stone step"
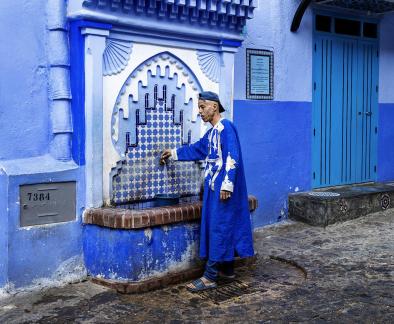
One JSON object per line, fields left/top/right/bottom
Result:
{"left": 288, "top": 182, "right": 394, "bottom": 226}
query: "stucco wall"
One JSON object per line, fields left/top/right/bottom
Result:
{"left": 379, "top": 13, "right": 394, "bottom": 104}
{"left": 234, "top": 0, "right": 313, "bottom": 102}
{"left": 233, "top": 3, "right": 394, "bottom": 227}
{"left": 378, "top": 13, "right": 394, "bottom": 182}
{"left": 0, "top": 1, "right": 50, "bottom": 160}
{"left": 233, "top": 0, "right": 313, "bottom": 226}
{"left": 0, "top": 1, "right": 84, "bottom": 291}
{"left": 0, "top": 0, "right": 392, "bottom": 289}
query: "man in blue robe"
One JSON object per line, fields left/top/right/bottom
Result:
{"left": 161, "top": 91, "right": 254, "bottom": 291}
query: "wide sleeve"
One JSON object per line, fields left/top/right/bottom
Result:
{"left": 172, "top": 130, "right": 210, "bottom": 161}
{"left": 220, "top": 122, "right": 240, "bottom": 193}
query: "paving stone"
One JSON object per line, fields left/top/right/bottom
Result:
{"left": 0, "top": 209, "right": 393, "bottom": 323}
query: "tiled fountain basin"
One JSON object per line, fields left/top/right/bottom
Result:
{"left": 289, "top": 182, "right": 394, "bottom": 227}
{"left": 83, "top": 196, "right": 258, "bottom": 293}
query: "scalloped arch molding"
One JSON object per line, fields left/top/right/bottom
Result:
{"left": 197, "top": 51, "right": 221, "bottom": 83}
{"left": 109, "top": 51, "right": 204, "bottom": 203}
{"left": 103, "top": 39, "right": 133, "bottom": 76}
{"left": 111, "top": 51, "right": 203, "bottom": 150}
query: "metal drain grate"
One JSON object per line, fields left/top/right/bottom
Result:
{"left": 195, "top": 280, "right": 255, "bottom": 303}
{"left": 308, "top": 191, "right": 340, "bottom": 197}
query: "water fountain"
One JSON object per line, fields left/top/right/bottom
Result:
{"left": 71, "top": 0, "right": 259, "bottom": 292}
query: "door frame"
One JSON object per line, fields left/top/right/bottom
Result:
{"left": 312, "top": 11, "right": 380, "bottom": 189}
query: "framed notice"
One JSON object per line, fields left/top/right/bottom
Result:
{"left": 246, "top": 49, "right": 274, "bottom": 100}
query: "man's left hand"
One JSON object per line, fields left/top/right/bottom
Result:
{"left": 220, "top": 190, "right": 232, "bottom": 200}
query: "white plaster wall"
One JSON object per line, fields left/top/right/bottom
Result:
{"left": 234, "top": 0, "right": 313, "bottom": 102}
{"left": 102, "top": 43, "right": 219, "bottom": 203}
{"left": 379, "top": 12, "right": 394, "bottom": 104}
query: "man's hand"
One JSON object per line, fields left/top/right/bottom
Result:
{"left": 220, "top": 190, "right": 232, "bottom": 201}
{"left": 160, "top": 149, "right": 172, "bottom": 165}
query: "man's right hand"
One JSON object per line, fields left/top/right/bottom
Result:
{"left": 160, "top": 149, "right": 172, "bottom": 165}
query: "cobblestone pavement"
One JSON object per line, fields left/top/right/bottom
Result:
{"left": 1, "top": 209, "right": 393, "bottom": 323}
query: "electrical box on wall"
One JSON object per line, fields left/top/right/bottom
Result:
{"left": 20, "top": 182, "right": 76, "bottom": 227}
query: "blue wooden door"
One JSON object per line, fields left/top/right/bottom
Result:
{"left": 313, "top": 35, "right": 379, "bottom": 188}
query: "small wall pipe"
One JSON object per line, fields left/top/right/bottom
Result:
{"left": 291, "top": 0, "right": 312, "bottom": 32}
{"left": 47, "top": 0, "right": 73, "bottom": 161}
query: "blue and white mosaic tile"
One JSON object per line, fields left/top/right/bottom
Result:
{"left": 112, "top": 74, "right": 203, "bottom": 204}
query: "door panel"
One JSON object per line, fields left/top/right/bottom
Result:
{"left": 357, "top": 41, "right": 379, "bottom": 184}
{"left": 313, "top": 35, "right": 378, "bottom": 188}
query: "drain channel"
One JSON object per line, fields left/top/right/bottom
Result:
{"left": 269, "top": 255, "right": 308, "bottom": 279}
{"left": 195, "top": 280, "right": 254, "bottom": 303}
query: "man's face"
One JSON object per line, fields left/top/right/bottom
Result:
{"left": 198, "top": 99, "right": 218, "bottom": 123}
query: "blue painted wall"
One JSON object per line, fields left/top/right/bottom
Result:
{"left": 69, "top": 20, "right": 112, "bottom": 166}
{"left": 234, "top": 1, "right": 313, "bottom": 102}
{"left": 234, "top": 101, "right": 312, "bottom": 227}
{"left": 0, "top": 1, "right": 50, "bottom": 160}
{"left": 0, "top": 160, "right": 85, "bottom": 288}
{"left": 84, "top": 222, "right": 200, "bottom": 281}
{"left": 232, "top": 2, "right": 394, "bottom": 228}
{"left": 377, "top": 15, "right": 394, "bottom": 183}
{"left": 232, "top": 1, "right": 314, "bottom": 227}
{"left": 0, "top": 1, "right": 85, "bottom": 290}
{"left": 0, "top": 0, "right": 392, "bottom": 290}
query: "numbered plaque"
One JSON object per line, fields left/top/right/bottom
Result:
{"left": 20, "top": 182, "right": 76, "bottom": 227}
{"left": 246, "top": 49, "right": 274, "bottom": 100}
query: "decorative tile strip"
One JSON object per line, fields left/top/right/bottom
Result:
{"left": 84, "top": 195, "right": 258, "bottom": 229}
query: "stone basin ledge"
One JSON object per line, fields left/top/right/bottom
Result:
{"left": 83, "top": 195, "right": 258, "bottom": 228}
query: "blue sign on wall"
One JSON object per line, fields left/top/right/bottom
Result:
{"left": 246, "top": 49, "right": 274, "bottom": 100}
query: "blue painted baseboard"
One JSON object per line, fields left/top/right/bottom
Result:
{"left": 0, "top": 171, "right": 8, "bottom": 287}
{"left": 234, "top": 100, "right": 394, "bottom": 228}
{"left": 234, "top": 100, "right": 312, "bottom": 228}
{"left": 378, "top": 103, "right": 394, "bottom": 182}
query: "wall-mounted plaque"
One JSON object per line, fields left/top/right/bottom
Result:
{"left": 246, "top": 49, "right": 274, "bottom": 100}
{"left": 20, "top": 182, "right": 76, "bottom": 227}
